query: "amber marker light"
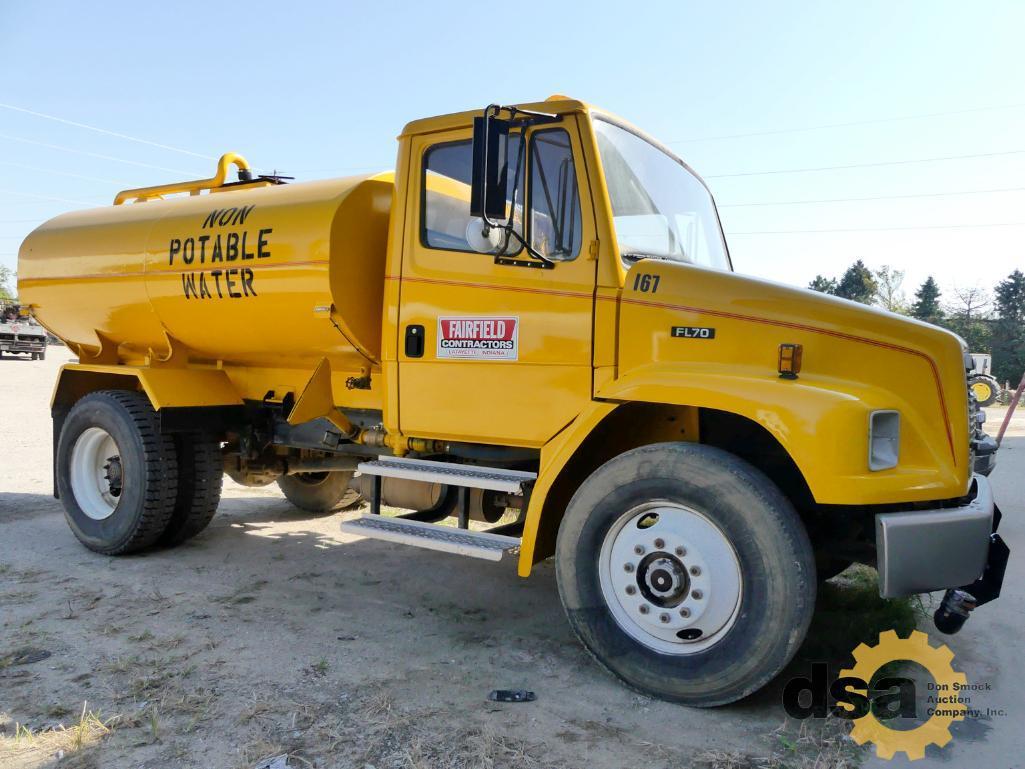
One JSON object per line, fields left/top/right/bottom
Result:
{"left": 778, "top": 343, "right": 803, "bottom": 379}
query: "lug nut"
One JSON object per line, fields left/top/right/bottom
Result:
{"left": 675, "top": 546, "right": 686, "bottom": 557}
{"left": 659, "top": 612, "right": 670, "bottom": 624}
{"left": 624, "top": 563, "right": 635, "bottom": 573}
{"left": 691, "top": 590, "right": 703, "bottom": 600}
{"left": 654, "top": 538, "right": 665, "bottom": 549}
{"left": 634, "top": 545, "right": 645, "bottom": 556}
{"left": 689, "top": 566, "right": 701, "bottom": 577}
{"left": 639, "top": 605, "right": 650, "bottom": 615}
{"left": 679, "top": 607, "right": 691, "bottom": 618}
{"left": 625, "top": 585, "right": 637, "bottom": 596}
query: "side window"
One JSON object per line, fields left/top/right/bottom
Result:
{"left": 529, "top": 129, "right": 582, "bottom": 261}
{"left": 422, "top": 136, "right": 523, "bottom": 253}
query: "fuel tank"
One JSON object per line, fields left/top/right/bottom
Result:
{"left": 18, "top": 172, "right": 394, "bottom": 369}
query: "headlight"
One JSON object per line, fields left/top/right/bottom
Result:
{"left": 869, "top": 410, "right": 900, "bottom": 471}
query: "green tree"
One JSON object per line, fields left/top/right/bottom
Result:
{"left": 874, "top": 265, "right": 908, "bottom": 314}
{"left": 834, "top": 259, "right": 877, "bottom": 304}
{"left": 991, "top": 269, "right": 1025, "bottom": 384}
{"left": 808, "top": 275, "right": 837, "bottom": 294}
{"left": 910, "top": 277, "right": 943, "bottom": 325}
{"left": 0, "top": 266, "right": 14, "bottom": 301}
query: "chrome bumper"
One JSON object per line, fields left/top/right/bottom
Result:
{"left": 0, "top": 339, "right": 45, "bottom": 352}
{"left": 876, "top": 475, "right": 996, "bottom": 598}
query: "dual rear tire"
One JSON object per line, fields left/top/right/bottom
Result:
{"left": 57, "top": 390, "right": 222, "bottom": 554}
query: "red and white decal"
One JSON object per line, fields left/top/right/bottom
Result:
{"left": 437, "top": 316, "right": 519, "bottom": 360}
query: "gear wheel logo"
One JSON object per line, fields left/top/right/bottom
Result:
{"left": 840, "top": 629, "right": 967, "bottom": 761}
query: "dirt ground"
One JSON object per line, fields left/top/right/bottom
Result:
{"left": 2, "top": 346, "right": 1023, "bottom": 769}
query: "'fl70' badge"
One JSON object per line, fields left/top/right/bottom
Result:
{"left": 671, "top": 326, "right": 716, "bottom": 339}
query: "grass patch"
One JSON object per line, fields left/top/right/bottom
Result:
{"left": 724, "top": 564, "right": 929, "bottom": 769}
{"left": 0, "top": 702, "right": 116, "bottom": 768}
{"left": 801, "top": 564, "right": 924, "bottom": 665}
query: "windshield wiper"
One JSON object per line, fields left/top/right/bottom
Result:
{"left": 622, "top": 251, "right": 676, "bottom": 263}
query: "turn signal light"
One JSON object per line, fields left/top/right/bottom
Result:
{"left": 778, "top": 344, "right": 803, "bottom": 379}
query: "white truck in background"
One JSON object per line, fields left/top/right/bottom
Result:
{"left": 0, "top": 302, "right": 47, "bottom": 360}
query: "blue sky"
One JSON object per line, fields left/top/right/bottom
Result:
{"left": 2, "top": 1, "right": 1024, "bottom": 306}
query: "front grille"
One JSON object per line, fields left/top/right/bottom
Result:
{"left": 966, "top": 366, "right": 990, "bottom": 471}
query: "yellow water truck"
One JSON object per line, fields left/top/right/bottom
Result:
{"left": 18, "top": 98, "right": 1008, "bottom": 705}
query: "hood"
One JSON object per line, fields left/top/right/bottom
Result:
{"left": 613, "top": 260, "right": 972, "bottom": 502}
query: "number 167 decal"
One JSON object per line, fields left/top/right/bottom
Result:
{"left": 632, "top": 273, "right": 660, "bottom": 293}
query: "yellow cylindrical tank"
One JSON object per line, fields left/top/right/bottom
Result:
{"left": 18, "top": 172, "right": 394, "bottom": 370}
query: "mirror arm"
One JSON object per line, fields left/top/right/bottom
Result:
{"left": 502, "top": 226, "right": 556, "bottom": 266}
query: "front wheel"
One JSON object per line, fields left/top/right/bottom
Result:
{"left": 556, "top": 442, "right": 815, "bottom": 706}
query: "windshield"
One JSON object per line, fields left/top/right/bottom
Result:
{"left": 593, "top": 118, "right": 730, "bottom": 271}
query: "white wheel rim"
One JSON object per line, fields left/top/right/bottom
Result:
{"left": 598, "top": 501, "right": 743, "bottom": 654}
{"left": 69, "top": 427, "right": 123, "bottom": 521}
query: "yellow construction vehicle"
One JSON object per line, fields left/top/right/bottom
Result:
{"left": 17, "top": 98, "right": 1008, "bottom": 705}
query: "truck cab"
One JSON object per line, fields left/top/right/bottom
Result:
{"left": 17, "top": 97, "right": 1008, "bottom": 706}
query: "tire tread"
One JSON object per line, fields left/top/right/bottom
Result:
{"left": 161, "top": 433, "right": 223, "bottom": 546}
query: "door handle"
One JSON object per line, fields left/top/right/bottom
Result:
{"left": 405, "top": 325, "right": 425, "bottom": 358}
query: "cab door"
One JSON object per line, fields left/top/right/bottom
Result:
{"left": 396, "top": 116, "right": 597, "bottom": 447}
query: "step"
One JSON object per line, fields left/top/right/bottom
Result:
{"left": 356, "top": 456, "right": 536, "bottom": 494}
{"left": 339, "top": 515, "right": 520, "bottom": 561}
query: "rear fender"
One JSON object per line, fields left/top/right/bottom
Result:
{"left": 52, "top": 364, "right": 243, "bottom": 410}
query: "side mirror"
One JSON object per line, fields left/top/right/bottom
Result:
{"left": 470, "top": 113, "right": 511, "bottom": 221}
{"left": 465, "top": 217, "right": 507, "bottom": 254}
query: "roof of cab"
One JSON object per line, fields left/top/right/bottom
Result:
{"left": 399, "top": 96, "right": 592, "bottom": 138}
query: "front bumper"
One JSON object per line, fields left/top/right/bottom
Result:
{"left": 974, "top": 434, "right": 998, "bottom": 476}
{"left": 876, "top": 475, "right": 1007, "bottom": 598}
{"left": 0, "top": 337, "right": 45, "bottom": 353}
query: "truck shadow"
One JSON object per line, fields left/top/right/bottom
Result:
{"left": 0, "top": 491, "right": 61, "bottom": 522}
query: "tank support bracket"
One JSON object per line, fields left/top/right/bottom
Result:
{"left": 289, "top": 357, "right": 356, "bottom": 438}
{"left": 74, "top": 330, "right": 119, "bottom": 365}
{"left": 146, "top": 332, "right": 190, "bottom": 368}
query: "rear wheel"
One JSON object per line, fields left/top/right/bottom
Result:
{"left": 277, "top": 471, "right": 360, "bottom": 514}
{"left": 970, "top": 376, "right": 999, "bottom": 407}
{"left": 556, "top": 442, "right": 815, "bottom": 706}
{"left": 57, "top": 390, "right": 178, "bottom": 555}
{"left": 160, "top": 433, "right": 223, "bottom": 546}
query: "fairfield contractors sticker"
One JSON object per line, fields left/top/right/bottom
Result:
{"left": 437, "top": 316, "right": 519, "bottom": 360}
